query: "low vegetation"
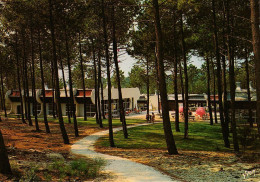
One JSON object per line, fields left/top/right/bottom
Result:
{"left": 97, "top": 121, "right": 259, "bottom": 154}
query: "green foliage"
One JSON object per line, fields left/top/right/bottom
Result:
{"left": 111, "top": 70, "right": 126, "bottom": 88}
{"left": 128, "top": 65, "right": 146, "bottom": 93}
{"left": 47, "top": 158, "right": 105, "bottom": 180}
{"left": 20, "top": 165, "right": 40, "bottom": 182}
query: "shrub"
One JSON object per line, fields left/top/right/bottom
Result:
{"left": 46, "top": 157, "right": 105, "bottom": 180}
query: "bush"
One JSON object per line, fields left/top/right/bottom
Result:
{"left": 46, "top": 158, "right": 105, "bottom": 180}
{"left": 20, "top": 165, "right": 40, "bottom": 182}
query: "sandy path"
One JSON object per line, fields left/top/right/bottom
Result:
{"left": 71, "top": 123, "right": 178, "bottom": 182}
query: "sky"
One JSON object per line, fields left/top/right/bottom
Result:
{"left": 118, "top": 53, "right": 204, "bottom": 77}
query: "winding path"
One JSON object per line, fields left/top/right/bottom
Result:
{"left": 71, "top": 123, "right": 178, "bottom": 182}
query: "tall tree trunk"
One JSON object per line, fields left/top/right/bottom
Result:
{"left": 38, "top": 30, "right": 50, "bottom": 133}
{"left": 0, "top": 130, "right": 12, "bottom": 174}
{"left": 221, "top": 7, "right": 230, "bottom": 131}
{"left": 180, "top": 14, "right": 189, "bottom": 139}
{"left": 146, "top": 58, "right": 150, "bottom": 122}
{"left": 0, "top": 84, "right": 3, "bottom": 113}
{"left": 250, "top": 0, "right": 260, "bottom": 134}
{"left": 212, "top": 0, "right": 230, "bottom": 148}
{"left": 206, "top": 56, "right": 213, "bottom": 125}
{"left": 22, "top": 34, "right": 32, "bottom": 126}
{"left": 101, "top": 77, "right": 105, "bottom": 119}
{"left": 0, "top": 71, "right": 7, "bottom": 118}
{"left": 65, "top": 30, "right": 79, "bottom": 137}
{"left": 93, "top": 41, "right": 100, "bottom": 126}
{"left": 154, "top": 47, "right": 160, "bottom": 114}
{"left": 179, "top": 62, "right": 185, "bottom": 109}
{"left": 222, "top": 55, "right": 230, "bottom": 132}
{"left": 78, "top": 33, "right": 87, "bottom": 121}
{"left": 111, "top": 5, "right": 128, "bottom": 138}
{"left": 245, "top": 48, "right": 253, "bottom": 127}
{"left": 97, "top": 51, "right": 103, "bottom": 127}
{"left": 153, "top": 0, "right": 178, "bottom": 155}
{"left": 174, "top": 61, "right": 180, "bottom": 131}
{"left": 30, "top": 29, "right": 40, "bottom": 131}
{"left": 92, "top": 40, "right": 99, "bottom": 125}
{"left": 16, "top": 32, "right": 26, "bottom": 124}
{"left": 212, "top": 60, "right": 218, "bottom": 124}
{"left": 173, "top": 17, "right": 180, "bottom": 132}
{"left": 22, "top": 56, "right": 28, "bottom": 120}
{"left": 0, "top": 89, "right": 2, "bottom": 121}
{"left": 51, "top": 60, "right": 56, "bottom": 119}
{"left": 58, "top": 44, "right": 71, "bottom": 124}
{"left": 49, "top": 0, "right": 69, "bottom": 144}
{"left": 102, "top": 0, "right": 115, "bottom": 147}
{"left": 226, "top": 0, "right": 239, "bottom": 151}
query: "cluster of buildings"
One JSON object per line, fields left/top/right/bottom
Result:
{"left": 5, "top": 87, "right": 140, "bottom": 117}
{"left": 5, "top": 82, "right": 256, "bottom": 117}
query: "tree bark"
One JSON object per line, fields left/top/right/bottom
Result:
{"left": 49, "top": 0, "right": 69, "bottom": 144}
{"left": 78, "top": 33, "right": 87, "bottom": 121}
{"left": 16, "top": 32, "right": 26, "bottom": 124}
{"left": 212, "top": 60, "right": 218, "bottom": 124}
{"left": 221, "top": 8, "right": 230, "bottom": 131}
{"left": 65, "top": 29, "right": 79, "bottom": 137}
{"left": 111, "top": 5, "right": 128, "bottom": 138}
{"left": 245, "top": 48, "right": 253, "bottom": 127}
{"left": 173, "top": 16, "right": 180, "bottom": 132}
{"left": 22, "top": 55, "right": 28, "bottom": 120}
{"left": 206, "top": 56, "right": 213, "bottom": 125}
{"left": 30, "top": 28, "right": 40, "bottom": 131}
{"left": 51, "top": 60, "right": 56, "bottom": 119}
{"left": 146, "top": 58, "right": 150, "bottom": 123}
{"left": 179, "top": 62, "right": 185, "bottom": 110}
{"left": 180, "top": 14, "right": 189, "bottom": 139}
{"left": 92, "top": 40, "right": 99, "bottom": 125}
{"left": 97, "top": 51, "right": 103, "bottom": 127}
{"left": 222, "top": 55, "right": 230, "bottom": 131}
{"left": 226, "top": 0, "right": 239, "bottom": 151}
{"left": 102, "top": 0, "right": 115, "bottom": 147}
{"left": 0, "top": 129, "right": 12, "bottom": 174}
{"left": 38, "top": 29, "right": 50, "bottom": 133}
{"left": 212, "top": 0, "right": 230, "bottom": 148}
{"left": 0, "top": 71, "right": 7, "bottom": 118}
{"left": 153, "top": 0, "right": 178, "bottom": 155}
{"left": 58, "top": 44, "right": 71, "bottom": 124}
{"left": 22, "top": 33, "right": 32, "bottom": 126}
{"left": 250, "top": 0, "right": 260, "bottom": 134}
{"left": 101, "top": 77, "right": 105, "bottom": 119}
{"left": 154, "top": 47, "right": 160, "bottom": 114}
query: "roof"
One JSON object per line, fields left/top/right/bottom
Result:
{"left": 76, "top": 89, "right": 93, "bottom": 97}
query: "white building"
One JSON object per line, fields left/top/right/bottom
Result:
{"left": 5, "top": 87, "right": 141, "bottom": 117}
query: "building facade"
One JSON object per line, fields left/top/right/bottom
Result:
{"left": 5, "top": 87, "right": 141, "bottom": 117}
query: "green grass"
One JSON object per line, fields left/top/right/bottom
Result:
{"left": 32, "top": 116, "right": 145, "bottom": 128}
{"left": 97, "top": 122, "right": 234, "bottom": 152}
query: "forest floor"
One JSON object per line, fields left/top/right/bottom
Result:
{"left": 0, "top": 117, "right": 108, "bottom": 181}
{"left": 1, "top": 115, "right": 260, "bottom": 181}
{"left": 96, "top": 120, "right": 260, "bottom": 182}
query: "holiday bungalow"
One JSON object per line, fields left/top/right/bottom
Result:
{"left": 5, "top": 87, "right": 141, "bottom": 118}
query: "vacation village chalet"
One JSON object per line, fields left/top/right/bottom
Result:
{"left": 5, "top": 87, "right": 141, "bottom": 117}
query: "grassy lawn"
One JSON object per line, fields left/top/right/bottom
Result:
{"left": 97, "top": 122, "right": 235, "bottom": 152}
{"left": 17, "top": 116, "right": 146, "bottom": 128}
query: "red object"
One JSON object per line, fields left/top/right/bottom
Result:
{"left": 196, "top": 107, "right": 206, "bottom": 117}
{"left": 78, "top": 90, "right": 92, "bottom": 97}
{"left": 45, "top": 90, "right": 54, "bottom": 97}
{"left": 179, "top": 106, "right": 183, "bottom": 113}
{"left": 11, "top": 91, "right": 20, "bottom": 97}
